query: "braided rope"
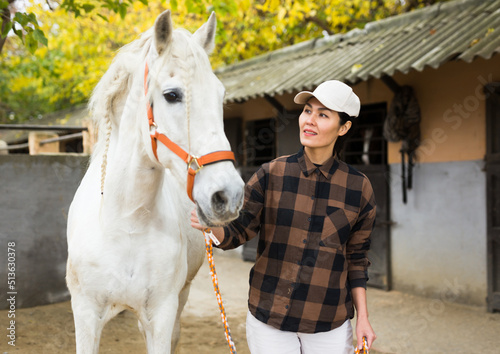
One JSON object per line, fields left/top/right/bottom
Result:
{"left": 181, "top": 45, "right": 194, "bottom": 155}
{"left": 100, "top": 110, "right": 112, "bottom": 195}
{"left": 203, "top": 230, "right": 237, "bottom": 354}
{"left": 355, "top": 336, "right": 369, "bottom": 354}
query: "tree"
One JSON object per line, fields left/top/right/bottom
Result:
{"left": 0, "top": 0, "right": 239, "bottom": 55}
{"left": 0, "top": 0, "right": 451, "bottom": 123}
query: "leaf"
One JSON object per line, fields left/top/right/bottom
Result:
{"left": 25, "top": 32, "right": 38, "bottom": 54}
{"left": 97, "top": 13, "right": 109, "bottom": 22}
{"left": 33, "top": 29, "right": 48, "bottom": 47}
{"left": 14, "top": 12, "right": 29, "bottom": 27}
{"left": 469, "top": 38, "right": 480, "bottom": 47}
{"left": 27, "top": 13, "right": 38, "bottom": 25}
{"left": 118, "top": 4, "right": 128, "bottom": 19}
{"left": 13, "top": 27, "right": 24, "bottom": 43}
{"left": 61, "top": 0, "right": 77, "bottom": 13}
{"left": 82, "top": 4, "right": 96, "bottom": 13}
{"left": 0, "top": 0, "right": 9, "bottom": 10}
{"left": 1, "top": 19, "right": 12, "bottom": 38}
{"left": 351, "top": 63, "right": 363, "bottom": 73}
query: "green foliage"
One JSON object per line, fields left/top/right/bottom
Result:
{"left": 1, "top": 10, "right": 48, "bottom": 54}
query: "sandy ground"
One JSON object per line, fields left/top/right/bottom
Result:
{"left": 0, "top": 249, "right": 251, "bottom": 354}
{"left": 2, "top": 248, "right": 499, "bottom": 353}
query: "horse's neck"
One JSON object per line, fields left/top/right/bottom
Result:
{"left": 100, "top": 96, "right": 173, "bottom": 228}
{"left": 101, "top": 136, "right": 162, "bottom": 224}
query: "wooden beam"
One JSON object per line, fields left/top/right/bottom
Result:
{"left": 381, "top": 75, "right": 401, "bottom": 94}
{"left": 264, "top": 95, "right": 286, "bottom": 113}
{"left": 39, "top": 132, "right": 83, "bottom": 145}
{"left": 0, "top": 124, "right": 88, "bottom": 131}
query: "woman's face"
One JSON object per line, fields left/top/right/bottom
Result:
{"left": 298, "top": 97, "right": 350, "bottom": 153}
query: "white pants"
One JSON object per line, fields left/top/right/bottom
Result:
{"left": 246, "top": 311, "right": 354, "bottom": 354}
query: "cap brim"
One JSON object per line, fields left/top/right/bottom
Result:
{"left": 294, "top": 91, "right": 314, "bottom": 105}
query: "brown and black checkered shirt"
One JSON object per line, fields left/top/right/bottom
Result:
{"left": 218, "top": 148, "right": 376, "bottom": 334}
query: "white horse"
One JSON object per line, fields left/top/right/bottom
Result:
{"left": 66, "top": 10, "right": 244, "bottom": 353}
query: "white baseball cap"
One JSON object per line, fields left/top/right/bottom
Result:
{"left": 294, "top": 80, "right": 360, "bottom": 117}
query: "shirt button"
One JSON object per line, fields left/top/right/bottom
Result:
{"left": 303, "top": 239, "right": 307, "bottom": 244}
{"left": 307, "top": 217, "right": 311, "bottom": 222}
{"left": 311, "top": 196, "right": 315, "bottom": 200}
{"left": 285, "top": 305, "right": 289, "bottom": 309}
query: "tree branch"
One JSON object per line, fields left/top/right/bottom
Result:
{"left": 45, "top": 0, "right": 55, "bottom": 11}
{"left": 303, "top": 15, "right": 334, "bottom": 35}
{"left": 0, "top": 0, "right": 18, "bottom": 55}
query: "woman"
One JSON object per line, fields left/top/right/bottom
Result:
{"left": 191, "top": 80, "right": 377, "bottom": 353}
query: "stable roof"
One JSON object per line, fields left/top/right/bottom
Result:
{"left": 216, "top": 0, "right": 500, "bottom": 103}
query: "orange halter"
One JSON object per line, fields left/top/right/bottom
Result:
{"left": 144, "top": 62, "right": 235, "bottom": 202}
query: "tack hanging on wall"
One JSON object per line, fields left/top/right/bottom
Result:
{"left": 381, "top": 76, "right": 421, "bottom": 204}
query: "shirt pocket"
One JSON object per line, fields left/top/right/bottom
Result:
{"left": 320, "top": 206, "right": 358, "bottom": 249}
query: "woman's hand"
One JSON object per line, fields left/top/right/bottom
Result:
{"left": 190, "top": 209, "right": 204, "bottom": 231}
{"left": 190, "top": 209, "right": 225, "bottom": 244}
{"left": 351, "top": 287, "right": 376, "bottom": 350}
{"left": 355, "top": 315, "right": 376, "bottom": 350}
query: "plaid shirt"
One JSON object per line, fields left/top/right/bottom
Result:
{"left": 218, "top": 148, "right": 376, "bottom": 333}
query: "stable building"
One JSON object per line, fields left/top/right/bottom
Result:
{"left": 215, "top": 0, "right": 500, "bottom": 310}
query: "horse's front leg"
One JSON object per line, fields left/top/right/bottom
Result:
{"left": 140, "top": 293, "right": 180, "bottom": 354}
{"left": 171, "top": 282, "right": 193, "bottom": 352}
{"left": 71, "top": 294, "right": 107, "bottom": 354}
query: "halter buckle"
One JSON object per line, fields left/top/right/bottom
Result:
{"left": 188, "top": 156, "right": 203, "bottom": 173}
{"left": 149, "top": 122, "right": 157, "bottom": 135}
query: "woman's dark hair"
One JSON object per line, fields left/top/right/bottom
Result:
{"left": 334, "top": 112, "right": 356, "bottom": 158}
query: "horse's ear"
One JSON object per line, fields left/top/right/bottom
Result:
{"left": 154, "top": 10, "right": 173, "bottom": 56}
{"left": 193, "top": 12, "right": 216, "bottom": 54}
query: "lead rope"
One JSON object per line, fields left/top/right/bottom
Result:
{"left": 203, "top": 229, "right": 237, "bottom": 354}
{"left": 354, "top": 337, "right": 369, "bottom": 354}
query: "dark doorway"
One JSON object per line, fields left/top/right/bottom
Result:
{"left": 486, "top": 83, "right": 500, "bottom": 312}
{"left": 224, "top": 117, "right": 243, "bottom": 167}
{"left": 344, "top": 103, "right": 391, "bottom": 290}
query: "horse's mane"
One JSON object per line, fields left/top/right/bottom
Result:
{"left": 89, "top": 29, "right": 153, "bottom": 153}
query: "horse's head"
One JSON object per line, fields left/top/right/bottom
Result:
{"left": 144, "top": 10, "right": 244, "bottom": 227}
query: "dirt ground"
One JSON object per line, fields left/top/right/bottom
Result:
{"left": 0, "top": 301, "right": 250, "bottom": 354}
{"left": 0, "top": 249, "right": 252, "bottom": 354}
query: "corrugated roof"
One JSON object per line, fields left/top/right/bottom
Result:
{"left": 216, "top": 0, "right": 500, "bottom": 103}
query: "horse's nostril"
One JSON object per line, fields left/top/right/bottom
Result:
{"left": 211, "top": 191, "right": 228, "bottom": 212}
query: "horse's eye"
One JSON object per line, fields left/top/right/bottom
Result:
{"left": 163, "top": 90, "right": 182, "bottom": 103}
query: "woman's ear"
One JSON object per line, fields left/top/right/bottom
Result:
{"left": 339, "top": 120, "right": 352, "bottom": 137}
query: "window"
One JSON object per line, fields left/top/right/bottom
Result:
{"left": 245, "top": 118, "right": 276, "bottom": 167}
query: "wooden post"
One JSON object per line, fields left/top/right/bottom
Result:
{"left": 0, "top": 140, "right": 8, "bottom": 155}
{"left": 82, "top": 119, "right": 95, "bottom": 154}
{"left": 28, "top": 132, "right": 59, "bottom": 155}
